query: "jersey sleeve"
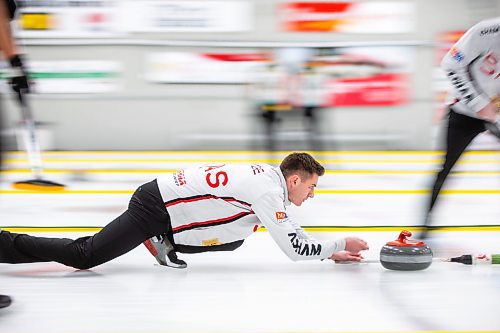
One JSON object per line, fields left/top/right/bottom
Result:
{"left": 441, "top": 19, "right": 499, "bottom": 113}
{"left": 252, "top": 191, "right": 345, "bottom": 261}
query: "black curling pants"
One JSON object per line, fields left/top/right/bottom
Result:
{"left": 0, "top": 179, "right": 171, "bottom": 269}
{"left": 423, "top": 109, "right": 487, "bottom": 230}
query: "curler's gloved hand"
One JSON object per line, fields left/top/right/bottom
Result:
{"left": 8, "top": 54, "right": 30, "bottom": 93}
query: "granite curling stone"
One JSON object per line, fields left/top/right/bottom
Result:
{"left": 380, "top": 230, "right": 433, "bottom": 271}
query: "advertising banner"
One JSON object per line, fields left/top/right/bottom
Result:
{"left": 0, "top": 60, "right": 121, "bottom": 93}
{"left": 145, "top": 48, "right": 411, "bottom": 107}
{"left": 319, "top": 47, "right": 412, "bottom": 106}
{"left": 280, "top": 1, "right": 415, "bottom": 33}
{"left": 121, "top": 1, "right": 253, "bottom": 33}
{"left": 15, "top": 0, "right": 122, "bottom": 38}
{"left": 14, "top": 0, "right": 253, "bottom": 38}
{"left": 146, "top": 52, "right": 268, "bottom": 84}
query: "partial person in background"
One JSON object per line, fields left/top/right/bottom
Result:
{"left": 421, "top": 17, "right": 500, "bottom": 239}
{"left": 0, "top": 153, "right": 369, "bottom": 270}
{"left": 253, "top": 62, "right": 290, "bottom": 151}
{"left": 0, "top": 0, "right": 30, "bottom": 309}
{"left": 298, "top": 62, "right": 328, "bottom": 150}
{"left": 0, "top": 0, "right": 28, "bottom": 97}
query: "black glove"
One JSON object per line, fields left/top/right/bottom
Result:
{"left": 8, "top": 54, "right": 30, "bottom": 93}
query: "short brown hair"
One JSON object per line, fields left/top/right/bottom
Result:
{"left": 280, "top": 152, "right": 325, "bottom": 179}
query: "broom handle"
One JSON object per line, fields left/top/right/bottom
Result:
{"left": 17, "top": 89, "right": 43, "bottom": 179}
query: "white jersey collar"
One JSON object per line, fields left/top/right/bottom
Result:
{"left": 273, "top": 167, "right": 291, "bottom": 206}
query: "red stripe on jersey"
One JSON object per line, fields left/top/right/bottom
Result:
{"left": 172, "top": 211, "right": 253, "bottom": 233}
{"left": 220, "top": 197, "right": 252, "bottom": 208}
{"left": 166, "top": 195, "right": 251, "bottom": 208}
{"left": 166, "top": 194, "right": 217, "bottom": 207}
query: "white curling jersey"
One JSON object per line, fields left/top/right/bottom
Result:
{"left": 442, "top": 17, "right": 500, "bottom": 118}
{"left": 156, "top": 163, "right": 345, "bottom": 261}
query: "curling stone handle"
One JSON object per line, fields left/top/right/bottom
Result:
{"left": 397, "top": 230, "right": 412, "bottom": 244}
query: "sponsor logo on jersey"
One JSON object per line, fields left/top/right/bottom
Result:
{"left": 450, "top": 47, "right": 464, "bottom": 62}
{"left": 202, "top": 238, "right": 222, "bottom": 246}
{"left": 480, "top": 25, "right": 499, "bottom": 36}
{"left": 173, "top": 170, "right": 187, "bottom": 186}
{"left": 251, "top": 164, "right": 264, "bottom": 175}
{"left": 288, "top": 233, "right": 322, "bottom": 256}
{"left": 276, "top": 211, "right": 287, "bottom": 222}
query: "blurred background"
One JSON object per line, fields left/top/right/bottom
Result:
{"left": 1, "top": 0, "right": 499, "bottom": 152}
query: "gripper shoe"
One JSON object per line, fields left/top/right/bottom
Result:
{"left": 0, "top": 295, "right": 12, "bottom": 309}
{"left": 143, "top": 234, "right": 187, "bottom": 269}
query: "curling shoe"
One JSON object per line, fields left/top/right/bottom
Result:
{"left": 0, "top": 295, "right": 12, "bottom": 309}
{"left": 143, "top": 234, "right": 187, "bottom": 269}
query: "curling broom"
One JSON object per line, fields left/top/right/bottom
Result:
{"left": 11, "top": 89, "right": 65, "bottom": 191}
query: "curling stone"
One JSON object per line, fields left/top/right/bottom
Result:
{"left": 380, "top": 230, "right": 433, "bottom": 271}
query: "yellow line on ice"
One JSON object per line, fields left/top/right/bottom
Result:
{"left": 4, "top": 150, "right": 499, "bottom": 155}
{"left": 3, "top": 226, "right": 500, "bottom": 233}
{"left": 301, "top": 226, "right": 500, "bottom": 232}
{"left": 315, "top": 189, "right": 500, "bottom": 194}
{"left": 1, "top": 169, "right": 178, "bottom": 174}
{"left": 0, "top": 189, "right": 133, "bottom": 194}
{"left": 1, "top": 227, "right": 103, "bottom": 233}
{"left": 4, "top": 158, "right": 499, "bottom": 164}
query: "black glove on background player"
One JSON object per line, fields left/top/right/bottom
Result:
{"left": 8, "top": 54, "right": 30, "bottom": 93}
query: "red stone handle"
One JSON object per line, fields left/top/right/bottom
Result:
{"left": 397, "top": 230, "right": 412, "bottom": 244}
